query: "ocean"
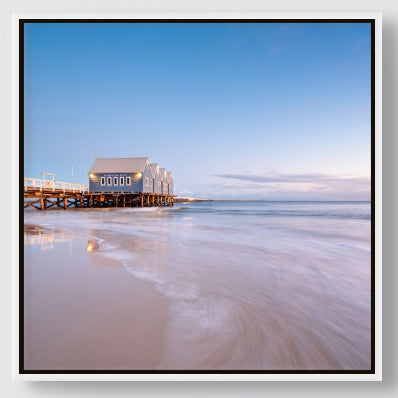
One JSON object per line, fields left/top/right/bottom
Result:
{"left": 23, "top": 201, "right": 371, "bottom": 370}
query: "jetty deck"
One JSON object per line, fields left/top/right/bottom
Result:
{"left": 24, "top": 178, "right": 174, "bottom": 210}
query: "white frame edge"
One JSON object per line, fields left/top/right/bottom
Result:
{"left": 374, "top": 12, "right": 383, "bottom": 383}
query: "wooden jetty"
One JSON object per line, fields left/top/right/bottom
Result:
{"left": 24, "top": 177, "right": 174, "bottom": 211}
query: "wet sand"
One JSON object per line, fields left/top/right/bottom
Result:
{"left": 24, "top": 227, "right": 170, "bottom": 370}
{"left": 23, "top": 202, "right": 371, "bottom": 370}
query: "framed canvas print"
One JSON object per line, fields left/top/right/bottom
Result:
{"left": 12, "top": 12, "right": 382, "bottom": 381}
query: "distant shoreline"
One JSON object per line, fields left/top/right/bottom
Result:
{"left": 174, "top": 198, "right": 265, "bottom": 203}
{"left": 173, "top": 197, "right": 370, "bottom": 203}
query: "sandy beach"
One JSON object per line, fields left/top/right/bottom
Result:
{"left": 24, "top": 202, "right": 371, "bottom": 370}
{"left": 24, "top": 225, "right": 171, "bottom": 370}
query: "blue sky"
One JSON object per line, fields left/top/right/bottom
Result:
{"left": 24, "top": 22, "right": 371, "bottom": 200}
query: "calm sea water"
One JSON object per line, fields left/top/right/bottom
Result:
{"left": 24, "top": 201, "right": 371, "bottom": 370}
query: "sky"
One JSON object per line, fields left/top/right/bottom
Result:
{"left": 24, "top": 22, "right": 371, "bottom": 200}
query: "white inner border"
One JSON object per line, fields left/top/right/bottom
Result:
{"left": 12, "top": 11, "right": 382, "bottom": 382}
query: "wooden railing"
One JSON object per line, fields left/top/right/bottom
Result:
{"left": 24, "top": 177, "right": 89, "bottom": 194}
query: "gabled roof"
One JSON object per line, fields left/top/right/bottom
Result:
{"left": 159, "top": 168, "right": 167, "bottom": 179}
{"left": 150, "top": 163, "right": 159, "bottom": 177}
{"left": 89, "top": 158, "right": 149, "bottom": 173}
{"left": 166, "top": 171, "right": 173, "bottom": 182}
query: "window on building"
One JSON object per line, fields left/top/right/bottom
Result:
{"left": 145, "top": 178, "right": 150, "bottom": 186}
{"left": 126, "top": 177, "right": 131, "bottom": 185}
{"left": 120, "top": 177, "right": 124, "bottom": 186}
{"left": 107, "top": 177, "right": 112, "bottom": 186}
{"left": 113, "top": 177, "right": 118, "bottom": 186}
{"left": 101, "top": 177, "right": 105, "bottom": 186}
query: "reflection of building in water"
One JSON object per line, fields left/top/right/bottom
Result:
{"left": 85, "top": 228, "right": 168, "bottom": 274}
{"left": 85, "top": 230, "right": 121, "bottom": 268}
{"left": 86, "top": 239, "right": 100, "bottom": 252}
{"left": 24, "top": 227, "right": 73, "bottom": 254}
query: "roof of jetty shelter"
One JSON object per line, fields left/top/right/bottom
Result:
{"left": 159, "top": 167, "right": 167, "bottom": 179}
{"left": 89, "top": 157, "right": 149, "bottom": 173}
{"left": 150, "top": 163, "right": 160, "bottom": 176}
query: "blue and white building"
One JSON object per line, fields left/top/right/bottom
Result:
{"left": 88, "top": 157, "right": 173, "bottom": 194}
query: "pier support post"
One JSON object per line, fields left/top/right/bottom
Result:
{"left": 40, "top": 196, "right": 45, "bottom": 210}
{"left": 63, "top": 197, "right": 67, "bottom": 210}
{"left": 141, "top": 195, "right": 144, "bottom": 207}
{"left": 123, "top": 195, "right": 126, "bottom": 207}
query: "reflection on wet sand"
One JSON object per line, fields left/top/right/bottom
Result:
{"left": 24, "top": 225, "right": 73, "bottom": 253}
{"left": 84, "top": 228, "right": 168, "bottom": 276}
{"left": 24, "top": 225, "right": 170, "bottom": 370}
{"left": 86, "top": 239, "right": 99, "bottom": 252}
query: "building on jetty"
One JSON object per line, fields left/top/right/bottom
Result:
{"left": 167, "top": 171, "right": 174, "bottom": 195}
{"left": 159, "top": 168, "right": 168, "bottom": 195}
{"left": 88, "top": 157, "right": 173, "bottom": 196}
{"left": 150, "top": 163, "right": 161, "bottom": 194}
{"left": 88, "top": 157, "right": 153, "bottom": 193}
{"left": 24, "top": 157, "right": 174, "bottom": 210}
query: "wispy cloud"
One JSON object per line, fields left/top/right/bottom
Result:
{"left": 215, "top": 172, "right": 370, "bottom": 186}
{"left": 210, "top": 172, "right": 370, "bottom": 200}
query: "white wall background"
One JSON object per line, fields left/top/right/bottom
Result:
{"left": 1, "top": 0, "right": 395, "bottom": 396}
